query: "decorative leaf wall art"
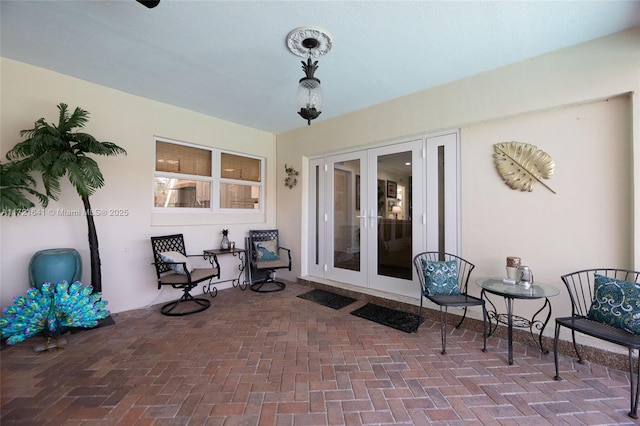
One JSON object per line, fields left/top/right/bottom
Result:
{"left": 493, "top": 141, "right": 556, "bottom": 194}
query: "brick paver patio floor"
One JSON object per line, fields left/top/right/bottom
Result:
{"left": 1, "top": 281, "right": 636, "bottom": 425}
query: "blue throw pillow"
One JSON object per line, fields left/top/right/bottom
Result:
{"left": 587, "top": 273, "right": 640, "bottom": 334}
{"left": 420, "top": 259, "right": 460, "bottom": 296}
{"left": 254, "top": 240, "right": 279, "bottom": 261}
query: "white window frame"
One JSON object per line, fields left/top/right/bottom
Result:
{"left": 153, "top": 137, "right": 265, "bottom": 214}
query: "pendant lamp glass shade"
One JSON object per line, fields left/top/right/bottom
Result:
{"left": 297, "top": 76, "right": 323, "bottom": 125}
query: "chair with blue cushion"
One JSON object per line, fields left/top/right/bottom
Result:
{"left": 248, "top": 229, "right": 291, "bottom": 292}
{"left": 554, "top": 268, "right": 640, "bottom": 418}
{"left": 150, "top": 234, "right": 220, "bottom": 316}
{"left": 413, "top": 251, "right": 487, "bottom": 354}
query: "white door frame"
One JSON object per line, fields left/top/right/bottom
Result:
{"left": 305, "top": 131, "right": 460, "bottom": 299}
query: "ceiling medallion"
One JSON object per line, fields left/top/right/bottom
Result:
{"left": 286, "top": 26, "right": 332, "bottom": 58}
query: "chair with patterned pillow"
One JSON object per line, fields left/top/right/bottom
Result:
{"left": 413, "top": 251, "right": 487, "bottom": 355}
{"left": 554, "top": 268, "right": 640, "bottom": 419}
{"left": 248, "top": 229, "right": 291, "bottom": 292}
{"left": 150, "top": 234, "right": 220, "bottom": 316}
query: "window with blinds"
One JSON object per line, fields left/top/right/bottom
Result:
{"left": 156, "top": 142, "right": 211, "bottom": 176}
{"left": 221, "top": 153, "right": 260, "bottom": 181}
{"left": 153, "top": 138, "right": 264, "bottom": 212}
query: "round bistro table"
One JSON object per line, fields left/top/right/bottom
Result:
{"left": 476, "top": 277, "right": 560, "bottom": 365}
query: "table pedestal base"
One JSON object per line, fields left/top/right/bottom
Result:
{"left": 482, "top": 291, "right": 553, "bottom": 365}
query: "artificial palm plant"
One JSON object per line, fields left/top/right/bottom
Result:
{"left": 6, "top": 103, "right": 126, "bottom": 293}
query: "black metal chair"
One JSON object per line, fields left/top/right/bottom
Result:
{"left": 554, "top": 268, "right": 640, "bottom": 419}
{"left": 413, "top": 251, "right": 487, "bottom": 355}
{"left": 248, "top": 229, "right": 291, "bottom": 292}
{"left": 150, "top": 234, "right": 220, "bottom": 316}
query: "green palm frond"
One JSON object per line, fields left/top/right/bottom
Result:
{"left": 74, "top": 135, "right": 127, "bottom": 156}
{"left": 67, "top": 157, "right": 104, "bottom": 197}
{"left": 0, "top": 162, "right": 48, "bottom": 215}
{"left": 61, "top": 104, "right": 89, "bottom": 131}
{"left": 18, "top": 119, "right": 60, "bottom": 142}
{"left": 41, "top": 173, "right": 62, "bottom": 199}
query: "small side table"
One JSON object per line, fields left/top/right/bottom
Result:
{"left": 203, "top": 248, "right": 251, "bottom": 294}
{"left": 476, "top": 277, "right": 559, "bottom": 365}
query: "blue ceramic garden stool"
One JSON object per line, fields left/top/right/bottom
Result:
{"left": 29, "top": 248, "right": 82, "bottom": 289}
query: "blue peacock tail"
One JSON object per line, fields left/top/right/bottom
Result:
{"left": 54, "top": 281, "right": 109, "bottom": 328}
{"left": 0, "top": 281, "right": 110, "bottom": 345}
{"left": 0, "top": 287, "right": 49, "bottom": 345}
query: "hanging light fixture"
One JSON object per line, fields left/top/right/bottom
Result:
{"left": 296, "top": 54, "right": 322, "bottom": 125}
{"left": 286, "top": 27, "right": 332, "bottom": 126}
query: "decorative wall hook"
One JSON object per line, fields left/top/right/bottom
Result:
{"left": 284, "top": 164, "right": 298, "bottom": 189}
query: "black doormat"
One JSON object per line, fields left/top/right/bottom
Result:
{"left": 350, "top": 303, "right": 424, "bottom": 333}
{"left": 297, "top": 289, "right": 357, "bottom": 310}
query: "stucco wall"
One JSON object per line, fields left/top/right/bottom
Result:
{"left": 461, "top": 96, "right": 632, "bottom": 330}
{"left": 0, "top": 58, "right": 276, "bottom": 313}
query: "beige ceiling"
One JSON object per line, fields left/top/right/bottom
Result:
{"left": 2, "top": 1, "right": 639, "bottom": 133}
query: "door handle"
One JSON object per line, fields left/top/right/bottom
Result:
{"left": 369, "top": 209, "right": 382, "bottom": 228}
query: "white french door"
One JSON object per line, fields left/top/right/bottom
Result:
{"left": 307, "top": 132, "right": 459, "bottom": 299}
{"left": 325, "top": 152, "right": 369, "bottom": 284}
{"left": 367, "top": 140, "right": 424, "bottom": 297}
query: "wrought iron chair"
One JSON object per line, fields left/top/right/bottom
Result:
{"left": 413, "top": 251, "right": 487, "bottom": 355}
{"left": 150, "top": 234, "right": 220, "bottom": 316}
{"left": 554, "top": 268, "right": 640, "bottom": 419}
{"left": 248, "top": 229, "right": 291, "bottom": 292}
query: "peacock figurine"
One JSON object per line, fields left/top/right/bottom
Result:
{"left": 0, "top": 281, "right": 109, "bottom": 351}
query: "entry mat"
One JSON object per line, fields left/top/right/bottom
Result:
{"left": 350, "top": 303, "right": 424, "bottom": 333}
{"left": 297, "top": 289, "right": 357, "bottom": 310}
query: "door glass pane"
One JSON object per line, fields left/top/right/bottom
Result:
{"left": 438, "top": 145, "right": 445, "bottom": 254}
{"left": 334, "top": 160, "right": 361, "bottom": 271}
{"left": 377, "top": 151, "right": 413, "bottom": 280}
{"left": 315, "top": 164, "right": 320, "bottom": 265}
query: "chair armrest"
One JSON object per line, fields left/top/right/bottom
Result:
{"left": 278, "top": 247, "right": 292, "bottom": 260}
{"left": 157, "top": 260, "right": 188, "bottom": 267}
